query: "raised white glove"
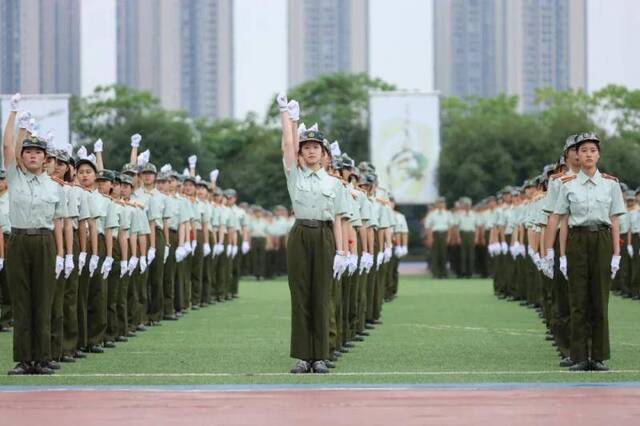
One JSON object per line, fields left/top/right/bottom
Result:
{"left": 160, "top": 164, "right": 172, "bottom": 173}
{"left": 175, "top": 247, "right": 186, "bottom": 263}
{"left": 55, "top": 256, "right": 64, "bottom": 279}
{"left": 188, "top": 155, "right": 197, "bottom": 169}
{"left": 131, "top": 133, "right": 142, "bottom": 148}
{"left": 241, "top": 241, "right": 250, "bottom": 254}
{"left": 101, "top": 256, "right": 113, "bottom": 280}
{"left": 276, "top": 92, "right": 288, "bottom": 112}
{"left": 210, "top": 169, "right": 219, "bottom": 183}
{"left": 611, "top": 255, "right": 621, "bottom": 279}
{"left": 376, "top": 252, "right": 384, "bottom": 268}
{"left": 88, "top": 255, "right": 100, "bottom": 278}
{"left": 147, "top": 247, "right": 156, "bottom": 264}
{"left": 137, "top": 149, "right": 150, "bottom": 165}
{"left": 28, "top": 118, "right": 37, "bottom": 134}
{"left": 78, "top": 252, "right": 87, "bottom": 274}
{"left": 120, "top": 260, "right": 128, "bottom": 278}
{"left": 17, "top": 111, "right": 31, "bottom": 129}
{"left": 333, "top": 252, "right": 348, "bottom": 279}
{"left": 64, "top": 254, "right": 74, "bottom": 279}
{"left": 164, "top": 246, "right": 170, "bottom": 263}
{"left": 627, "top": 244, "right": 634, "bottom": 258}
{"left": 93, "top": 138, "right": 103, "bottom": 153}
{"left": 0, "top": 258, "right": 4, "bottom": 272}
{"left": 127, "top": 256, "right": 139, "bottom": 276}
{"left": 500, "top": 242, "right": 508, "bottom": 255}
{"left": 559, "top": 256, "right": 568, "bottom": 280}
{"left": 287, "top": 100, "right": 300, "bottom": 121}
{"left": 139, "top": 256, "right": 148, "bottom": 273}
{"left": 203, "top": 243, "right": 212, "bottom": 257}
{"left": 10, "top": 93, "right": 21, "bottom": 111}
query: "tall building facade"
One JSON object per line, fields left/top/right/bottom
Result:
{"left": 0, "top": 0, "right": 81, "bottom": 95}
{"left": 435, "top": 0, "right": 587, "bottom": 111}
{"left": 288, "top": 0, "right": 369, "bottom": 87}
{"left": 117, "top": 0, "right": 233, "bottom": 119}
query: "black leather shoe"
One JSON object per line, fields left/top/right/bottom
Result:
{"left": 568, "top": 361, "right": 590, "bottom": 371}
{"left": 115, "top": 336, "right": 128, "bottom": 343}
{"left": 324, "top": 360, "right": 336, "bottom": 369}
{"left": 0, "top": 326, "right": 11, "bottom": 332}
{"left": 33, "top": 362, "right": 55, "bottom": 375}
{"left": 151, "top": 321, "right": 162, "bottom": 326}
{"left": 136, "top": 324, "right": 147, "bottom": 332}
{"left": 60, "top": 355, "right": 76, "bottom": 363}
{"left": 372, "top": 320, "right": 383, "bottom": 325}
{"left": 343, "top": 342, "right": 355, "bottom": 348}
{"left": 191, "top": 305, "right": 200, "bottom": 310}
{"left": 334, "top": 351, "right": 342, "bottom": 358}
{"left": 338, "top": 347, "right": 350, "bottom": 354}
{"left": 73, "top": 351, "right": 87, "bottom": 359}
{"left": 312, "top": 360, "right": 329, "bottom": 374}
{"left": 127, "top": 331, "right": 137, "bottom": 337}
{"left": 353, "top": 335, "right": 365, "bottom": 342}
{"left": 47, "top": 360, "right": 61, "bottom": 370}
{"left": 163, "top": 315, "right": 178, "bottom": 321}
{"left": 103, "top": 341, "right": 116, "bottom": 348}
{"left": 358, "top": 331, "right": 370, "bottom": 336}
{"left": 364, "top": 323, "right": 375, "bottom": 330}
{"left": 89, "top": 345, "right": 104, "bottom": 353}
{"left": 559, "top": 357, "right": 575, "bottom": 367}
{"left": 590, "top": 360, "right": 609, "bottom": 371}
{"left": 290, "top": 360, "right": 310, "bottom": 374}
{"left": 8, "top": 362, "right": 32, "bottom": 375}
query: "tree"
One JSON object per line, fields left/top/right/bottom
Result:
{"left": 266, "top": 73, "right": 396, "bottom": 161}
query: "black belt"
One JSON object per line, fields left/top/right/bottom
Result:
{"left": 295, "top": 219, "right": 331, "bottom": 228}
{"left": 570, "top": 224, "right": 610, "bottom": 232}
{"left": 11, "top": 227, "right": 52, "bottom": 236}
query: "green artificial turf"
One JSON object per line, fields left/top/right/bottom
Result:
{"left": 1, "top": 275, "right": 639, "bottom": 386}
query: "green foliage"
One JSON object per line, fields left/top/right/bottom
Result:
{"left": 266, "top": 73, "right": 396, "bottom": 161}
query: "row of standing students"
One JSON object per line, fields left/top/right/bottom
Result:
{"left": 276, "top": 93, "right": 409, "bottom": 374}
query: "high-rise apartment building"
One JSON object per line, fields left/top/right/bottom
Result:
{"left": 288, "top": 0, "right": 368, "bottom": 87}
{"left": 117, "top": 0, "right": 233, "bottom": 119}
{"left": 435, "top": 0, "right": 587, "bottom": 111}
{"left": 0, "top": 0, "right": 81, "bottom": 95}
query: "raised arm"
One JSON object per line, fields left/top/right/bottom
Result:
{"left": 130, "top": 133, "right": 141, "bottom": 165}
{"left": 3, "top": 94, "right": 21, "bottom": 169}
{"left": 94, "top": 139, "right": 104, "bottom": 171}
{"left": 277, "top": 93, "right": 297, "bottom": 169}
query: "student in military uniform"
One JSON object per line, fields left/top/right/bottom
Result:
{"left": 0, "top": 169, "right": 11, "bottom": 332}
{"left": 391, "top": 198, "right": 409, "bottom": 299}
{"left": 277, "top": 93, "right": 345, "bottom": 374}
{"left": 613, "top": 189, "right": 635, "bottom": 295}
{"left": 546, "top": 133, "right": 625, "bottom": 371}
{"left": 424, "top": 197, "right": 451, "bottom": 278}
{"left": 4, "top": 93, "right": 67, "bottom": 375}
{"left": 116, "top": 173, "right": 135, "bottom": 338}
{"left": 455, "top": 197, "right": 476, "bottom": 278}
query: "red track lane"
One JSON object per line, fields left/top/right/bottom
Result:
{"left": 1, "top": 388, "right": 639, "bottom": 426}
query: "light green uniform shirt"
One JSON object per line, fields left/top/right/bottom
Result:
{"left": 394, "top": 212, "right": 409, "bottom": 233}
{"left": 166, "top": 195, "right": 183, "bottom": 231}
{"left": 630, "top": 209, "right": 640, "bottom": 234}
{"left": 619, "top": 210, "right": 632, "bottom": 234}
{"left": 457, "top": 211, "right": 476, "bottom": 232}
{"left": 284, "top": 164, "right": 345, "bottom": 222}
{"left": 251, "top": 218, "right": 269, "bottom": 237}
{"left": 424, "top": 209, "right": 451, "bottom": 232}
{"left": 554, "top": 170, "right": 626, "bottom": 226}
{"left": 0, "top": 192, "right": 10, "bottom": 233}
{"left": 6, "top": 166, "right": 66, "bottom": 230}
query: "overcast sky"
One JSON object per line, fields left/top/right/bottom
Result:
{"left": 81, "top": 0, "right": 640, "bottom": 118}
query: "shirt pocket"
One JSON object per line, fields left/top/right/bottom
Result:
{"left": 568, "top": 192, "right": 588, "bottom": 216}
{"left": 321, "top": 188, "right": 336, "bottom": 216}
{"left": 596, "top": 194, "right": 612, "bottom": 217}
{"left": 40, "top": 193, "right": 59, "bottom": 221}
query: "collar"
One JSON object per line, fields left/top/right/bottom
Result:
{"left": 301, "top": 166, "right": 326, "bottom": 179}
{"left": 25, "top": 169, "right": 46, "bottom": 184}
{"left": 577, "top": 169, "right": 602, "bottom": 185}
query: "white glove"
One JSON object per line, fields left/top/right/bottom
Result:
{"left": 28, "top": 117, "right": 37, "bottom": 134}
{"left": 276, "top": 92, "right": 288, "bottom": 112}
{"left": 231, "top": 245, "right": 238, "bottom": 258}
{"left": 137, "top": 149, "right": 150, "bottom": 166}
{"left": 160, "top": 164, "right": 172, "bottom": 173}
{"left": 203, "top": 243, "right": 212, "bottom": 257}
{"left": 241, "top": 241, "right": 250, "bottom": 254}
{"left": 55, "top": 256, "right": 64, "bottom": 279}
{"left": 164, "top": 246, "right": 170, "bottom": 263}
{"left": 64, "top": 254, "right": 74, "bottom": 279}
{"left": 101, "top": 256, "right": 113, "bottom": 280}
{"left": 120, "top": 260, "right": 128, "bottom": 278}
{"left": 10, "top": 93, "right": 21, "bottom": 111}
{"left": 532, "top": 252, "right": 542, "bottom": 271}
{"left": 210, "top": 169, "right": 219, "bottom": 183}
{"left": 358, "top": 253, "right": 369, "bottom": 274}
{"left": 394, "top": 246, "right": 402, "bottom": 257}
{"left": 78, "top": 252, "right": 87, "bottom": 274}
{"left": 611, "top": 255, "right": 621, "bottom": 279}
{"left": 510, "top": 242, "right": 521, "bottom": 259}
{"left": 226, "top": 244, "right": 233, "bottom": 257}
{"left": 88, "top": 255, "right": 100, "bottom": 278}
{"left": 543, "top": 249, "right": 555, "bottom": 279}
{"left": 139, "top": 256, "right": 148, "bottom": 273}
{"left": 287, "top": 100, "right": 300, "bottom": 121}
{"left": 188, "top": 155, "right": 198, "bottom": 169}
{"left": 376, "top": 252, "right": 384, "bottom": 268}
{"left": 17, "top": 111, "right": 31, "bottom": 129}
{"left": 127, "top": 256, "right": 139, "bottom": 276}
{"left": 333, "top": 252, "right": 347, "bottom": 280}
{"left": 131, "top": 133, "right": 142, "bottom": 148}
{"left": 0, "top": 258, "right": 4, "bottom": 272}
{"left": 213, "top": 243, "right": 224, "bottom": 256}
{"left": 527, "top": 246, "right": 535, "bottom": 259}
{"left": 500, "top": 242, "right": 508, "bottom": 255}
{"left": 191, "top": 240, "right": 197, "bottom": 253}
{"left": 383, "top": 246, "right": 392, "bottom": 263}
{"left": 147, "top": 247, "right": 156, "bottom": 264}
{"left": 559, "top": 256, "right": 568, "bottom": 280}
{"left": 627, "top": 244, "right": 634, "bottom": 258}
{"left": 487, "top": 243, "right": 498, "bottom": 257}
{"left": 175, "top": 247, "right": 186, "bottom": 263}
{"left": 93, "top": 138, "right": 103, "bottom": 153}
{"left": 347, "top": 253, "right": 358, "bottom": 276}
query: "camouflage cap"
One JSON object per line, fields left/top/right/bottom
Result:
{"left": 122, "top": 163, "right": 138, "bottom": 175}
{"left": 96, "top": 169, "right": 117, "bottom": 182}
{"left": 214, "top": 187, "right": 223, "bottom": 196}
{"left": 564, "top": 134, "right": 578, "bottom": 151}
{"left": 54, "top": 149, "right": 71, "bottom": 164}
{"left": 156, "top": 171, "right": 170, "bottom": 182}
{"left": 575, "top": 132, "right": 600, "bottom": 145}
{"left": 120, "top": 174, "right": 134, "bottom": 186}
{"left": 140, "top": 163, "right": 157, "bottom": 174}
{"left": 75, "top": 157, "right": 98, "bottom": 173}
{"left": 224, "top": 188, "right": 237, "bottom": 198}
{"left": 299, "top": 129, "right": 325, "bottom": 144}
{"left": 22, "top": 137, "right": 48, "bottom": 152}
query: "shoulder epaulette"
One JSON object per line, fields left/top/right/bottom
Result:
{"left": 50, "top": 176, "right": 66, "bottom": 186}
{"left": 550, "top": 172, "right": 564, "bottom": 180}
{"left": 560, "top": 175, "right": 576, "bottom": 184}
{"left": 602, "top": 173, "right": 619, "bottom": 182}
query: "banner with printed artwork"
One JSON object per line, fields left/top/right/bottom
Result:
{"left": 369, "top": 91, "right": 440, "bottom": 204}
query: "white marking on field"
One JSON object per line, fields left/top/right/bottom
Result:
{"left": 395, "top": 323, "right": 542, "bottom": 337}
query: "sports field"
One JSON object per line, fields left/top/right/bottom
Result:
{"left": 1, "top": 275, "right": 639, "bottom": 387}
